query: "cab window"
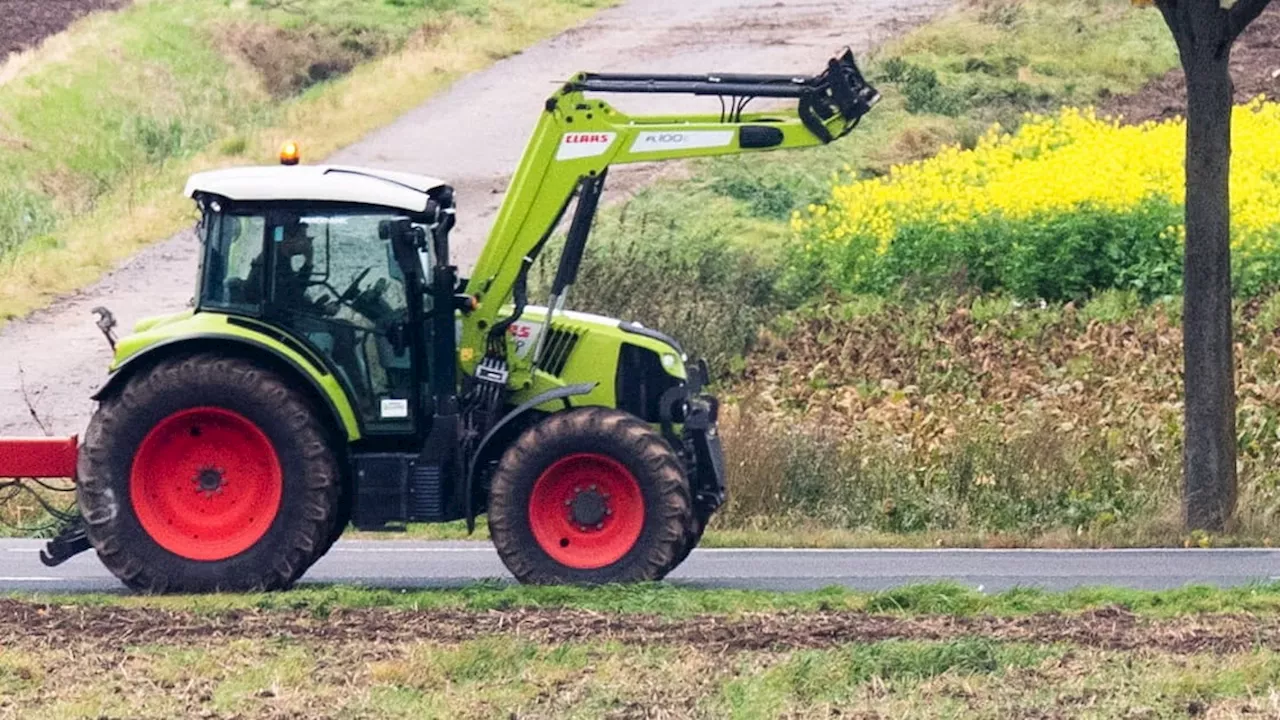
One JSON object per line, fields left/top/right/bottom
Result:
{"left": 201, "top": 211, "right": 267, "bottom": 314}
{"left": 267, "top": 210, "right": 420, "bottom": 431}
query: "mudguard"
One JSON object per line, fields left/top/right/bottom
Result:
{"left": 465, "top": 382, "right": 597, "bottom": 530}
{"left": 92, "top": 333, "right": 360, "bottom": 441}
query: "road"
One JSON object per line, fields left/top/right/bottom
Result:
{"left": 0, "top": 539, "right": 1275, "bottom": 593}
{"left": 0, "top": 0, "right": 949, "bottom": 438}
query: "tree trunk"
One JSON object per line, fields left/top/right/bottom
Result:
{"left": 1181, "top": 43, "right": 1238, "bottom": 531}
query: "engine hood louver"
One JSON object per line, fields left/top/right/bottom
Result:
{"left": 538, "top": 326, "right": 583, "bottom": 376}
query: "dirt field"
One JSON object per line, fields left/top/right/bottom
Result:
{"left": 2, "top": 600, "right": 1276, "bottom": 655}
{"left": 0, "top": 0, "right": 128, "bottom": 58}
{"left": 1101, "top": 4, "right": 1280, "bottom": 122}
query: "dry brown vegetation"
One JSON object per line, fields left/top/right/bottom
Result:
{"left": 214, "top": 23, "right": 397, "bottom": 98}
{"left": 710, "top": 293, "right": 1280, "bottom": 545}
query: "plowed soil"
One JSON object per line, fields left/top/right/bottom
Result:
{"left": 2, "top": 600, "right": 1276, "bottom": 656}
{"left": 0, "top": 0, "right": 129, "bottom": 58}
{"left": 1101, "top": 5, "right": 1280, "bottom": 122}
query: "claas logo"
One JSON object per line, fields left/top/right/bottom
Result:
{"left": 564, "top": 133, "right": 612, "bottom": 144}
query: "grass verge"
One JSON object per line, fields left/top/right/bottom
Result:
{"left": 15, "top": 580, "right": 1280, "bottom": 617}
{"left": 10, "top": 635, "right": 1280, "bottom": 719}
{"left": 0, "top": 0, "right": 609, "bottom": 322}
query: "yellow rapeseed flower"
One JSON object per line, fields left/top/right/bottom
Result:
{"left": 798, "top": 100, "right": 1280, "bottom": 260}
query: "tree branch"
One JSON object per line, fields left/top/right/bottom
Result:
{"left": 1228, "top": 0, "right": 1273, "bottom": 41}
{"left": 16, "top": 364, "right": 50, "bottom": 438}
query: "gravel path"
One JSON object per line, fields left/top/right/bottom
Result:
{"left": 0, "top": 0, "right": 948, "bottom": 437}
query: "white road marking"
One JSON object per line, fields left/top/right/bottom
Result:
{"left": 0, "top": 576, "right": 62, "bottom": 582}
{"left": 325, "top": 546, "right": 1280, "bottom": 554}
{"left": 331, "top": 547, "right": 494, "bottom": 553}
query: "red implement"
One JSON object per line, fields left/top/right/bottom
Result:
{"left": 0, "top": 437, "right": 79, "bottom": 479}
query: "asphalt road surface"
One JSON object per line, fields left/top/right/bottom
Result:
{"left": 0, "top": 540, "right": 1275, "bottom": 594}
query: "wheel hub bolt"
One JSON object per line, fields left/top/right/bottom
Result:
{"left": 569, "top": 488, "right": 608, "bottom": 527}
{"left": 195, "top": 467, "right": 226, "bottom": 495}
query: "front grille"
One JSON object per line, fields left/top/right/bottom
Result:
{"left": 615, "top": 344, "right": 681, "bottom": 422}
{"left": 537, "top": 327, "right": 581, "bottom": 376}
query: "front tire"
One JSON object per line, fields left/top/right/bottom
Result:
{"left": 487, "top": 407, "right": 694, "bottom": 584}
{"left": 77, "top": 353, "right": 340, "bottom": 593}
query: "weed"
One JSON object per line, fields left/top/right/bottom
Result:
{"left": 214, "top": 22, "right": 393, "bottom": 98}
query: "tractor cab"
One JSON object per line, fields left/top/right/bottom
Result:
{"left": 185, "top": 165, "right": 453, "bottom": 436}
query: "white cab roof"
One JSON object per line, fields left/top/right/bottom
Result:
{"left": 183, "top": 165, "right": 449, "bottom": 213}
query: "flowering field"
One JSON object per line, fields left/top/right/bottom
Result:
{"left": 790, "top": 100, "right": 1280, "bottom": 301}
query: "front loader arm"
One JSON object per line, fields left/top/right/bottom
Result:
{"left": 460, "top": 49, "right": 877, "bottom": 374}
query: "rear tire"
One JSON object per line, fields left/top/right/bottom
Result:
{"left": 77, "top": 353, "right": 340, "bottom": 593}
{"left": 487, "top": 407, "right": 693, "bottom": 584}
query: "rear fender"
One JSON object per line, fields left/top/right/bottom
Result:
{"left": 92, "top": 334, "right": 360, "bottom": 442}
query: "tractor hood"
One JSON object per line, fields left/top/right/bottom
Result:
{"left": 510, "top": 307, "right": 685, "bottom": 367}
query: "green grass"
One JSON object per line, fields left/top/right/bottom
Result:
{"left": 872, "top": 0, "right": 1174, "bottom": 127}
{"left": 16, "top": 580, "right": 1280, "bottom": 618}
{"left": 0, "top": 0, "right": 611, "bottom": 321}
{"left": 718, "top": 639, "right": 1058, "bottom": 717}
{"left": 4, "top": 635, "right": 1278, "bottom": 719}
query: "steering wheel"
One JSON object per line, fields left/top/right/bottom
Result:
{"left": 338, "top": 267, "right": 374, "bottom": 304}
{"left": 300, "top": 266, "right": 373, "bottom": 317}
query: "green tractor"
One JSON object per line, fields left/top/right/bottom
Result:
{"left": 1, "top": 50, "right": 877, "bottom": 591}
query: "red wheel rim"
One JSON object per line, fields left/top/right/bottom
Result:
{"left": 528, "top": 453, "right": 645, "bottom": 570}
{"left": 129, "top": 407, "right": 283, "bottom": 561}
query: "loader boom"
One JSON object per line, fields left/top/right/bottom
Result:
{"left": 460, "top": 49, "right": 877, "bottom": 375}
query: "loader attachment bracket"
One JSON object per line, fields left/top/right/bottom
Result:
{"left": 571, "top": 47, "right": 878, "bottom": 143}
{"left": 463, "top": 382, "right": 597, "bottom": 531}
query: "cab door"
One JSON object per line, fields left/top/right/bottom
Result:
{"left": 263, "top": 205, "right": 421, "bottom": 436}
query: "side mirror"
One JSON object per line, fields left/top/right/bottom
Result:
{"left": 379, "top": 219, "right": 426, "bottom": 249}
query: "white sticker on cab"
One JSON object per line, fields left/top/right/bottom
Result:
{"left": 380, "top": 398, "right": 409, "bottom": 419}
